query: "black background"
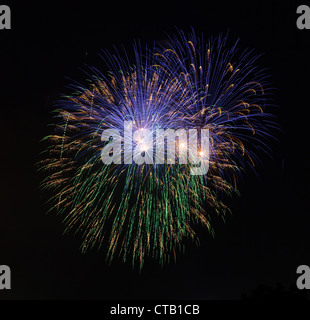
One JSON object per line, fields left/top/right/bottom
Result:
{"left": 0, "top": 0, "right": 309, "bottom": 300}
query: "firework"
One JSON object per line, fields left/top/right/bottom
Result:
{"left": 40, "top": 30, "right": 275, "bottom": 269}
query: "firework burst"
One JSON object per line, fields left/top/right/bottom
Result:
{"left": 40, "top": 30, "right": 276, "bottom": 269}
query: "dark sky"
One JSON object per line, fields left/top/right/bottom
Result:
{"left": 0, "top": 0, "right": 310, "bottom": 300}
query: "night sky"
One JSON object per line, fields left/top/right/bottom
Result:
{"left": 1, "top": 0, "right": 310, "bottom": 300}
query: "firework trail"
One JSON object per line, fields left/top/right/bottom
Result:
{"left": 40, "top": 29, "right": 276, "bottom": 269}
